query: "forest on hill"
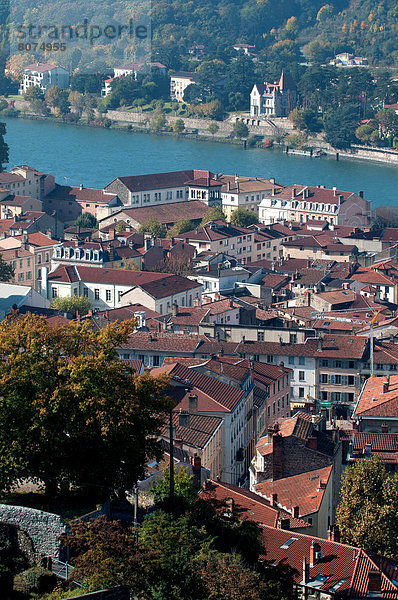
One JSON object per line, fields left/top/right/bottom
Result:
{"left": 1, "top": 0, "right": 398, "bottom": 74}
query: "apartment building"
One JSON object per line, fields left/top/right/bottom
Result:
{"left": 19, "top": 63, "right": 69, "bottom": 94}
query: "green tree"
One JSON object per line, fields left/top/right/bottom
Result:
{"left": 75, "top": 212, "right": 98, "bottom": 228}
{"left": 24, "top": 86, "right": 44, "bottom": 103}
{"left": 63, "top": 517, "right": 139, "bottom": 592}
{"left": 68, "top": 91, "right": 85, "bottom": 118}
{"left": 0, "top": 526, "right": 30, "bottom": 593}
{"left": 336, "top": 456, "right": 398, "bottom": 557}
{"left": 232, "top": 121, "right": 249, "bottom": 138}
{"left": 150, "top": 106, "right": 167, "bottom": 131}
{"left": 51, "top": 296, "right": 91, "bottom": 317}
{"left": 208, "top": 122, "right": 219, "bottom": 136}
{"left": 201, "top": 206, "right": 226, "bottom": 225}
{"left": 139, "top": 217, "right": 167, "bottom": 238}
{"left": 0, "top": 314, "right": 172, "bottom": 497}
{"left": 167, "top": 218, "right": 194, "bottom": 238}
{"left": 355, "top": 123, "right": 376, "bottom": 145}
{"left": 151, "top": 466, "right": 198, "bottom": 505}
{"left": 0, "top": 123, "right": 8, "bottom": 172}
{"left": 172, "top": 118, "right": 185, "bottom": 134}
{"left": 45, "top": 85, "right": 62, "bottom": 109}
{"left": 230, "top": 208, "right": 258, "bottom": 227}
{"left": 324, "top": 104, "right": 359, "bottom": 149}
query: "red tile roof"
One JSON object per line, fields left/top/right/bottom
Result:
{"left": 123, "top": 333, "right": 204, "bottom": 354}
{"left": 152, "top": 362, "right": 244, "bottom": 412}
{"left": 161, "top": 412, "right": 223, "bottom": 449}
{"left": 107, "top": 170, "right": 217, "bottom": 192}
{"left": 24, "top": 63, "right": 62, "bottom": 72}
{"left": 201, "top": 480, "right": 310, "bottom": 530}
{"left": 48, "top": 265, "right": 173, "bottom": 286}
{"left": 260, "top": 526, "right": 398, "bottom": 598}
{"left": 355, "top": 376, "right": 398, "bottom": 418}
{"left": 254, "top": 465, "right": 332, "bottom": 517}
{"left": 45, "top": 184, "right": 118, "bottom": 204}
{"left": 106, "top": 200, "right": 209, "bottom": 226}
{"left": 136, "top": 274, "right": 202, "bottom": 299}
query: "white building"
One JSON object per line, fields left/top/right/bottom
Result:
{"left": 250, "top": 71, "right": 297, "bottom": 118}
{"left": 218, "top": 174, "right": 281, "bottom": 221}
{"left": 43, "top": 265, "right": 202, "bottom": 312}
{"left": 0, "top": 283, "right": 50, "bottom": 320}
{"left": 19, "top": 63, "right": 69, "bottom": 95}
{"left": 258, "top": 185, "right": 371, "bottom": 229}
{"left": 101, "top": 62, "right": 167, "bottom": 97}
{"left": 170, "top": 71, "right": 198, "bottom": 101}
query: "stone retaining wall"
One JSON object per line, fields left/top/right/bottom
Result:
{"left": 0, "top": 504, "right": 65, "bottom": 559}
{"left": 67, "top": 586, "right": 130, "bottom": 600}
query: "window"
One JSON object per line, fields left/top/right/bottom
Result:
{"left": 299, "top": 371, "right": 305, "bottom": 381}
{"left": 289, "top": 334, "right": 297, "bottom": 344}
{"left": 267, "top": 355, "right": 274, "bottom": 363}
{"left": 320, "top": 374, "right": 328, "bottom": 384}
{"left": 106, "top": 290, "right": 112, "bottom": 302}
{"left": 45, "top": 253, "right": 49, "bottom": 262}
{"left": 83, "top": 288, "right": 88, "bottom": 298}
{"left": 37, "top": 254, "right": 42, "bottom": 264}
{"left": 26, "top": 271, "right": 32, "bottom": 280}
{"left": 273, "top": 402, "right": 276, "bottom": 415}
{"left": 299, "top": 387, "right": 305, "bottom": 398}
{"left": 94, "top": 289, "right": 100, "bottom": 300}
{"left": 27, "top": 258, "right": 31, "bottom": 267}
{"left": 257, "top": 332, "right": 264, "bottom": 342}
{"left": 288, "top": 356, "right": 294, "bottom": 365}
{"left": 73, "top": 288, "right": 78, "bottom": 296}
{"left": 299, "top": 356, "right": 305, "bottom": 365}
{"left": 320, "top": 359, "right": 329, "bottom": 367}
{"left": 19, "top": 259, "right": 23, "bottom": 268}
{"left": 18, "top": 272, "right": 24, "bottom": 281}
{"left": 52, "top": 287, "right": 57, "bottom": 298}
{"left": 267, "top": 405, "right": 270, "bottom": 418}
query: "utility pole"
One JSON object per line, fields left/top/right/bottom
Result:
{"left": 133, "top": 484, "right": 139, "bottom": 545}
{"left": 169, "top": 411, "right": 175, "bottom": 499}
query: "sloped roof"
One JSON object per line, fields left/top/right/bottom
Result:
{"left": 260, "top": 526, "right": 398, "bottom": 598}
{"left": 254, "top": 465, "right": 332, "bottom": 517}
{"left": 201, "top": 480, "right": 309, "bottom": 530}
{"left": 355, "top": 375, "right": 398, "bottom": 418}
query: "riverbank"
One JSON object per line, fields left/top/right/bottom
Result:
{"left": 5, "top": 98, "right": 398, "bottom": 168}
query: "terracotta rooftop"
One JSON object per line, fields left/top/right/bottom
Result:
{"left": 152, "top": 362, "right": 244, "bottom": 412}
{"left": 260, "top": 525, "right": 398, "bottom": 598}
{"left": 48, "top": 265, "right": 173, "bottom": 286}
{"left": 105, "top": 200, "right": 209, "bottom": 226}
{"left": 254, "top": 465, "right": 332, "bottom": 518}
{"left": 161, "top": 411, "right": 223, "bottom": 449}
{"left": 107, "top": 169, "right": 217, "bottom": 192}
{"left": 201, "top": 480, "right": 310, "bottom": 530}
{"left": 354, "top": 375, "right": 398, "bottom": 418}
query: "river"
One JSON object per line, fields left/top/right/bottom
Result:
{"left": 3, "top": 117, "right": 398, "bottom": 208}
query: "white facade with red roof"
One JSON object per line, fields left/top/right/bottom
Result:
{"left": 19, "top": 63, "right": 69, "bottom": 94}
{"left": 259, "top": 184, "right": 371, "bottom": 228}
{"left": 250, "top": 71, "right": 297, "bottom": 117}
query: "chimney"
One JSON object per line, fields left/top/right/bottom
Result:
{"left": 272, "top": 433, "right": 283, "bottom": 480}
{"left": 270, "top": 177, "right": 275, "bottom": 185}
{"left": 178, "top": 409, "right": 190, "bottom": 428}
{"left": 108, "top": 228, "right": 115, "bottom": 241}
{"left": 383, "top": 376, "right": 390, "bottom": 394}
{"left": 309, "top": 541, "right": 322, "bottom": 567}
{"left": 358, "top": 190, "right": 364, "bottom": 198}
{"left": 307, "top": 437, "right": 317, "bottom": 451}
{"left": 41, "top": 266, "right": 48, "bottom": 297}
{"left": 227, "top": 180, "right": 231, "bottom": 191}
{"left": 368, "top": 571, "right": 382, "bottom": 594}
{"left": 293, "top": 506, "right": 299, "bottom": 518}
{"left": 302, "top": 557, "right": 309, "bottom": 585}
{"left": 381, "top": 423, "right": 389, "bottom": 433}
{"left": 328, "top": 525, "right": 340, "bottom": 542}
{"left": 271, "top": 492, "right": 278, "bottom": 506}
{"left": 280, "top": 518, "right": 290, "bottom": 530}
{"left": 188, "top": 393, "right": 198, "bottom": 413}
{"left": 79, "top": 183, "right": 84, "bottom": 190}
{"left": 225, "top": 497, "right": 235, "bottom": 514}
{"left": 291, "top": 187, "right": 296, "bottom": 199}
{"left": 144, "top": 233, "right": 151, "bottom": 251}
{"left": 172, "top": 302, "right": 178, "bottom": 317}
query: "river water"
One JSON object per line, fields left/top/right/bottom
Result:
{"left": 4, "top": 117, "right": 398, "bottom": 208}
